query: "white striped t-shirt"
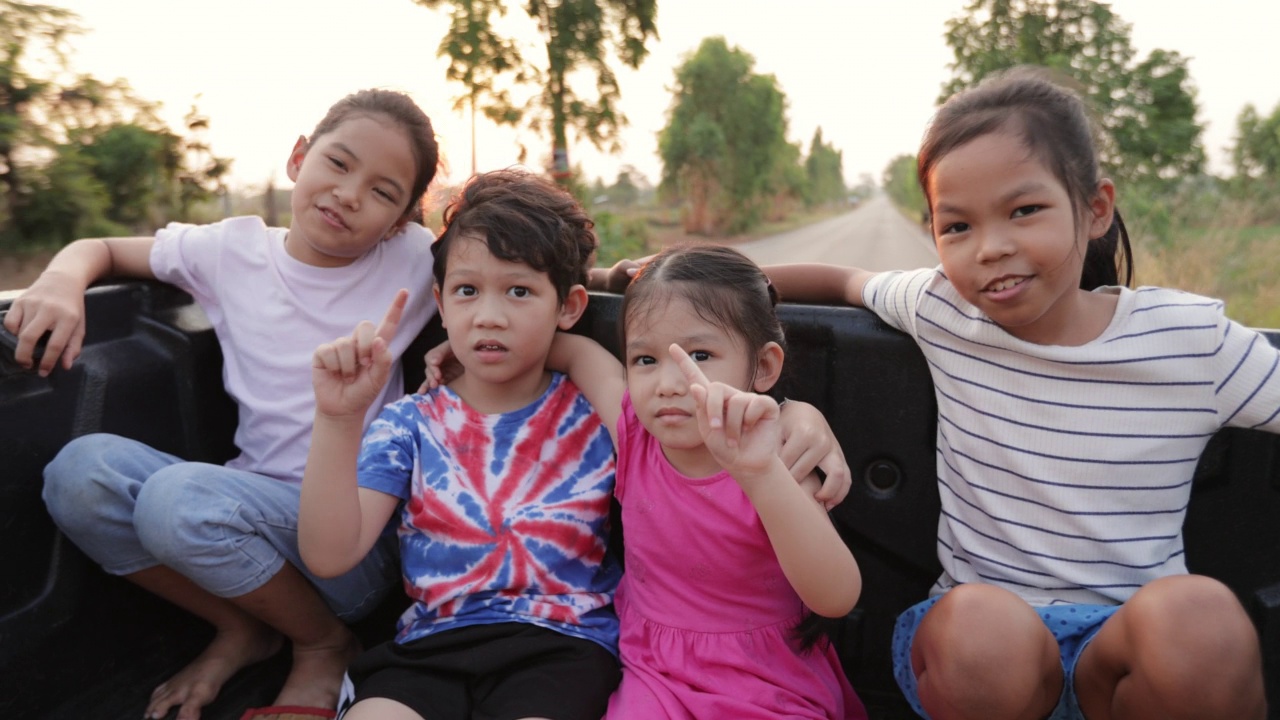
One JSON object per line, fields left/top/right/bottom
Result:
{"left": 864, "top": 267, "right": 1280, "bottom": 606}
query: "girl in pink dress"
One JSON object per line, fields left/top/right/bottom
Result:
{"left": 555, "top": 244, "right": 867, "bottom": 719}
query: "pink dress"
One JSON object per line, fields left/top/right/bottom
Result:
{"left": 605, "top": 394, "right": 866, "bottom": 719}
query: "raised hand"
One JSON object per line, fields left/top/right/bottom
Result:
{"left": 669, "top": 343, "right": 783, "bottom": 487}
{"left": 312, "top": 289, "right": 407, "bottom": 418}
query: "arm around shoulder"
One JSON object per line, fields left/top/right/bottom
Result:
{"left": 546, "top": 332, "right": 626, "bottom": 444}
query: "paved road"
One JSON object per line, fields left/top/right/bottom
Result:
{"left": 736, "top": 194, "right": 938, "bottom": 271}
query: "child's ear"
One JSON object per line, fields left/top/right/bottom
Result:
{"left": 751, "top": 341, "right": 785, "bottom": 393}
{"left": 556, "top": 284, "right": 589, "bottom": 331}
{"left": 384, "top": 214, "right": 410, "bottom": 241}
{"left": 285, "top": 135, "right": 308, "bottom": 182}
{"left": 1087, "top": 178, "right": 1116, "bottom": 239}
{"left": 433, "top": 284, "right": 446, "bottom": 328}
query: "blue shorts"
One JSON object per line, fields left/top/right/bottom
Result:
{"left": 891, "top": 594, "right": 1118, "bottom": 720}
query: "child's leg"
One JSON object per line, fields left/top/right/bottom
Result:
{"left": 128, "top": 565, "right": 284, "bottom": 720}
{"left": 896, "top": 585, "right": 1063, "bottom": 720}
{"left": 42, "top": 433, "right": 181, "bottom": 575}
{"left": 1073, "top": 574, "right": 1265, "bottom": 720}
{"left": 133, "top": 465, "right": 398, "bottom": 716}
{"left": 342, "top": 698, "right": 425, "bottom": 720}
{"left": 41, "top": 434, "right": 283, "bottom": 720}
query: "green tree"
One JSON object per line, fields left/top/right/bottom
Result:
{"left": 804, "top": 127, "right": 845, "bottom": 207}
{"left": 658, "top": 37, "right": 796, "bottom": 234}
{"left": 416, "top": 0, "right": 657, "bottom": 181}
{"left": 0, "top": 2, "right": 229, "bottom": 246}
{"left": 882, "top": 154, "right": 926, "bottom": 222}
{"left": 1232, "top": 102, "right": 1280, "bottom": 181}
{"left": 0, "top": 1, "right": 79, "bottom": 222}
{"left": 942, "top": 0, "right": 1205, "bottom": 186}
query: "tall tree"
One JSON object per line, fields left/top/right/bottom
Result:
{"left": 882, "top": 154, "right": 926, "bottom": 222}
{"left": 1232, "top": 102, "right": 1280, "bottom": 181}
{"left": 942, "top": 0, "right": 1205, "bottom": 186}
{"left": 416, "top": 0, "right": 657, "bottom": 181}
{"left": 804, "top": 127, "right": 845, "bottom": 207}
{"left": 0, "top": 1, "right": 79, "bottom": 221}
{"left": 658, "top": 37, "right": 795, "bottom": 234}
{"left": 1, "top": 1, "right": 229, "bottom": 246}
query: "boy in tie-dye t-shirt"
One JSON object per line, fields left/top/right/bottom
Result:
{"left": 300, "top": 170, "right": 620, "bottom": 720}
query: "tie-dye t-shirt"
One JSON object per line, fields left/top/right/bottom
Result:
{"left": 357, "top": 372, "right": 620, "bottom": 654}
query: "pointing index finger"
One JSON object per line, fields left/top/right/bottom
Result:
{"left": 669, "top": 343, "right": 709, "bottom": 388}
{"left": 375, "top": 289, "right": 409, "bottom": 343}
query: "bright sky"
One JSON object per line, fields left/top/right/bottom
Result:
{"left": 51, "top": 0, "right": 1280, "bottom": 193}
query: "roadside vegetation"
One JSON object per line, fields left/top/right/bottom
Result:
{"left": 2, "top": 0, "right": 1276, "bottom": 328}
{"left": 882, "top": 0, "right": 1280, "bottom": 329}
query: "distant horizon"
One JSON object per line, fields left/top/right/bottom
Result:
{"left": 48, "top": 0, "right": 1280, "bottom": 192}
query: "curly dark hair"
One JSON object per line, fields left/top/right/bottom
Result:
{"left": 431, "top": 169, "right": 597, "bottom": 302}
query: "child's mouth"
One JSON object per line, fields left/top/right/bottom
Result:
{"left": 983, "top": 275, "right": 1028, "bottom": 295}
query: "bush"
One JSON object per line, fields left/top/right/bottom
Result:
{"left": 593, "top": 210, "right": 650, "bottom": 267}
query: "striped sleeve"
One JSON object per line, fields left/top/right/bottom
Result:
{"left": 861, "top": 266, "right": 941, "bottom": 337}
{"left": 1212, "top": 314, "right": 1280, "bottom": 432}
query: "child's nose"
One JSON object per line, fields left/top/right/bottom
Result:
{"left": 975, "top": 227, "right": 1015, "bottom": 262}
{"left": 473, "top": 295, "right": 506, "bottom": 326}
{"left": 655, "top": 360, "right": 686, "bottom": 396}
{"left": 333, "top": 181, "right": 360, "bottom": 209}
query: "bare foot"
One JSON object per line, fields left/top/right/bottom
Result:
{"left": 259, "top": 624, "right": 361, "bottom": 717}
{"left": 146, "top": 622, "right": 283, "bottom": 720}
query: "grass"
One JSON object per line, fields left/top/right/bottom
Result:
{"left": 1129, "top": 209, "right": 1280, "bottom": 330}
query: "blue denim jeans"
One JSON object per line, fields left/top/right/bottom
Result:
{"left": 42, "top": 433, "right": 399, "bottom": 622}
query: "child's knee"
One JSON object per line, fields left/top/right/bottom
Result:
{"left": 134, "top": 469, "right": 235, "bottom": 563}
{"left": 43, "top": 433, "right": 134, "bottom": 527}
{"left": 1129, "top": 575, "right": 1251, "bottom": 637}
{"left": 916, "top": 587, "right": 1059, "bottom": 695}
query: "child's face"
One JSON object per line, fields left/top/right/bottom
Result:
{"left": 928, "top": 130, "right": 1113, "bottom": 345}
{"left": 624, "top": 295, "right": 761, "bottom": 463}
{"left": 436, "top": 235, "right": 584, "bottom": 412}
{"left": 284, "top": 115, "right": 417, "bottom": 268}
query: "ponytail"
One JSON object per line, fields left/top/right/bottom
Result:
{"left": 1080, "top": 207, "right": 1133, "bottom": 290}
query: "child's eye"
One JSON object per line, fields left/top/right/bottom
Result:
{"left": 374, "top": 187, "right": 395, "bottom": 202}
{"left": 508, "top": 286, "right": 530, "bottom": 298}
{"left": 689, "top": 350, "right": 712, "bottom": 362}
{"left": 453, "top": 285, "right": 477, "bottom": 297}
{"left": 630, "top": 355, "right": 656, "bottom": 367}
{"left": 327, "top": 156, "right": 346, "bottom": 170}
{"left": 939, "top": 221, "right": 969, "bottom": 236}
{"left": 1012, "top": 205, "right": 1042, "bottom": 218}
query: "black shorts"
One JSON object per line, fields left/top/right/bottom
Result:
{"left": 348, "top": 622, "right": 620, "bottom": 720}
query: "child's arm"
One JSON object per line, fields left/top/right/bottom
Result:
{"left": 586, "top": 255, "right": 652, "bottom": 293}
{"left": 776, "top": 401, "right": 851, "bottom": 509}
{"left": 545, "top": 332, "right": 627, "bottom": 447}
{"left": 672, "top": 345, "right": 861, "bottom": 617}
{"left": 764, "top": 264, "right": 877, "bottom": 307}
{"left": 421, "top": 336, "right": 850, "bottom": 505}
{"left": 3, "top": 237, "right": 155, "bottom": 376}
{"left": 298, "top": 291, "right": 406, "bottom": 578}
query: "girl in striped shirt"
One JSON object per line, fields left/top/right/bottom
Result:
{"left": 771, "top": 67, "right": 1277, "bottom": 720}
